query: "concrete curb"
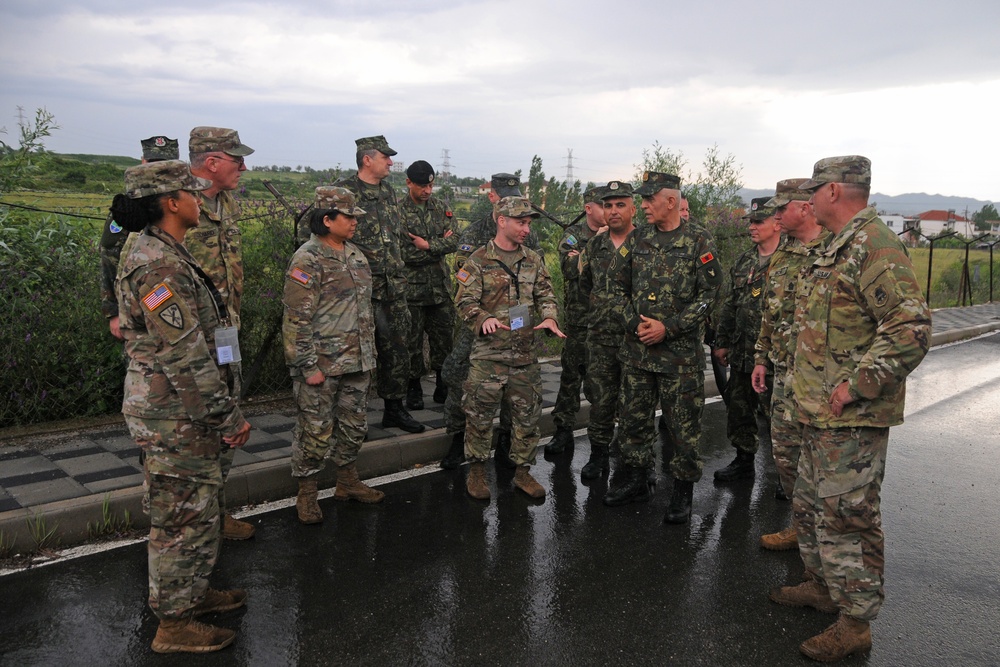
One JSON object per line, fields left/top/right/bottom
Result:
{"left": 930, "top": 321, "right": 1000, "bottom": 346}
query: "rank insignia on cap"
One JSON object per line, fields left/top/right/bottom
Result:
{"left": 155, "top": 137, "right": 166, "bottom": 147}
{"left": 619, "top": 246, "right": 629, "bottom": 257}
{"left": 142, "top": 283, "right": 173, "bottom": 311}
{"left": 642, "top": 171, "right": 650, "bottom": 182}
{"left": 609, "top": 182, "right": 619, "bottom": 190}
{"left": 700, "top": 252, "right": 715, "bottom": 265}
{"left": 290, "top": 267, "right": 312, "bottom": 285}
{"left": 751, "top": 202, "right": 758, "bottom": 211}
{"left": 507, "top": 178, "right": 518, "bottom": 187}
{"left": 460, "top": 244, "right": 473, "bottom": 252}
{"left": 159, "top": 303, "right": 184, "bottom": 329}
{"left": 456, "top": 269, "right": 471, "bottom": 284}
{"left": 109, "top": 221, "right": 123, "bottom": 234}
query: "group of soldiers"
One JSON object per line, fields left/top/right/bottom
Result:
{"left": 104, "top": 129, "right": 931, "bottom": 662}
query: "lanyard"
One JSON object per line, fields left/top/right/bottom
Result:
{"left": 493, "top": 258, "right": 522, "bottom": 303}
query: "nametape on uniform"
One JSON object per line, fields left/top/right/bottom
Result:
{"left": 456, "top": 269, "right": 471, "bottom": 284}
{"left": 700, "top": 252, "right": 715, "bottom": 264}
{"left": 290, "top": 267, "right": 312, "bottom": 285}
{"left": 142, "top": 283, "right": 173, "bottom": 311}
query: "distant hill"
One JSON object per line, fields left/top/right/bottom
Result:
{"left": 55, "top": 153, "right": 140, "bottom": 169}
{"left": 738, "top": 188, "right": 995, "bottom": 217}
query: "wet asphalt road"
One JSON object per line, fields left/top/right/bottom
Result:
{"left": 1, "top": 334, "right": 999, "bottom": 666}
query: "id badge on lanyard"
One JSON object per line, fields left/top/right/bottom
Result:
{"left": 215, "top": 326, "right": 241, "bottom": 365}
{"left": 509, "top": 304, "right": 531, "bottom": 331}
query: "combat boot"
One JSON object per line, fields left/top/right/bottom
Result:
{"left": 382, "top": 399, "right": 426, "bottom": 433}
{"left": 466, "top": 462, "right": 490, "bottom": 500}
{"left": 222, "top": 513, "right": 255, "bottom": 540}
{"left": 713, "top": 449, "right": 755, "bottom": 481}
{"left": 760, "top": 526, "right": 798, "bottom": 551}
{"left": 191, "top": 588, "right": 247, "bottom": 617}
{"left": 581, "top": 447, "right": 610, "bottom": 481}
{"left": 663, "top": 479, "right": 694, "bottom": 524}
{"left": 151, "top": 617, "right": 235, "bottom": 654}
{"left": 768, "top": 580, "right": 839, "bottom": 613}
{"left": 433, "top": 370, "right": 447, "bottom": 404}
{"left": 494, "top": 430, "right": 516, "bottom": 469}
{"left": 334, "top": 463, "right": 385, "bottom": 504}
{"left": 544, "top": 426, "right": 574, "bottom": 455}
{"left": 405, "top": 378, "right": 424, "bottom": 411}
{"left": 295, "top": 478, "right": 323, "bottom": 524}
{"left": 441, "top": 431, "right": 465, "bottom": 470}
{"left": 603, "top": 465, "right": 652, "bottom": 506}
{"left": 799, "top": 615, "right": 872, "bottom": 662}
{"left": 514, "top": 465, "right": 546, "bottom": 498}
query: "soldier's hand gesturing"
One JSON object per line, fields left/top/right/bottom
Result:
{"left": 535, "top": 318, "right": 566, "bottom": 339}
{"left": 481, "top": 317, "right": 510, "bottom": 335}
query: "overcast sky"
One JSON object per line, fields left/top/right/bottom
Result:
{"left": 1, "top": 0, "right": 998, "bottom": 201}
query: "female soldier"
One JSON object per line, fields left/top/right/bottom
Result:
{"left": 114, "top": 160, "right": 251, "bottom": 654}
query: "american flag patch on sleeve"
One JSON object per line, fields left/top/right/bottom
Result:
{"left": 290, "top": 267, "right": 312, "bottom": 285}
{"left": 456, "top": 269, "right": 471, "bottom": 284}
{"left": 142, "top": 283, "right": 173, "bottom": 311}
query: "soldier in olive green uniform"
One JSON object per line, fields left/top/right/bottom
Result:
{"left": 400, "top": 160, "right": 457, "bottom": 411}
{"left": 767, "top": 156, "right": 931, "bottom": 663}
{"left": 284, "top": 187, "right": 383, "bottom": 525}
{"left": 334, "top": 135, "right": 424, "bottom": 434}
{"left": 115, "top": 160, "right": 251, "bottom": 654}
{"left": 455, "top": 197, "right": 564, "bottom": 501}
{"left": 712, "top": 198, "right": 781, "bottom": 482}
{"left": 605, "top": 171, "right": 723, "bottom": 525}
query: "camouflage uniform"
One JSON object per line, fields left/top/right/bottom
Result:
{"left": 455, "top": 240, "right": 559, "bottom": 464}
{"left": 283, "top": 236, "right": 376, "bottom": 476}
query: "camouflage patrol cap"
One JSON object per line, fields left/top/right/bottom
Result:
{"left": 124, "top": 160, "right": 212, "bottom": 199}
{"left": 406, "top": 160, "right": 435, "bottom": 185}
{"left": 634, "top": 171, "right": 681, "bottom": 196}
{"left": 742, "top": 197, "right": 776, "bottom": 222}
{"left": 496, "top": 196, "right": 539, "bottom": 219}
{"left": 600, "top": 180, "right": 635, "bottom": 199}
{"left": 355, "top": 135, "right": 397, "bottom": 156}
{"left": 189, "top": 126, "right": 255, "bottom": 156}
{"left": 140, "top": 136, "right": 179, "bottom": 162}
{"left": 764, "top": 178, "right": 813, "bottom": 208}
{"left": 314, "top": 186, "right": 366, "bottom": 217}
{"left": 490, "top": 173, "right": 522, "bottom": 198}
{"left": 583, "top": 185, "right": 610, "bottom": 204}
{"left": 799, "top": 155, "right": 871, "bottom": 190}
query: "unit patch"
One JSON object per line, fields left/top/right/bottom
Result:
{"left": 159, "top": 303, "right": 184, "bottom": 329}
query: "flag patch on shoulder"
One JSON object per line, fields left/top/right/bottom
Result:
{"left": 291, "top": 267, "right": 312, "bottom": 285}
{"left": 142, "top": 283, "right": 173, "bottom": 311}
{"left": 456, "top": 269, "right": 471, "bottom": 284}
{"left": 700, "top": 252, "right": 715, "bottom": 264}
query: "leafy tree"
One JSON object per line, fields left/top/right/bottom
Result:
{"left": 632, "top": 142, "right": 743, "bottom": 223}
{"left": 0, "top": 107, "right": 58, "bottom": 195}
{"left": 973, "top": 203, "right": 999, "bottom": 232}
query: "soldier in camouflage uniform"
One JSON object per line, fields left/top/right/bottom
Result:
{"left": 604, "top": 171, "right": 723, "bottom": 526}
{"left": 455, "top": 196, "right": 564, "bottom": 500}
{"left": 115, "top": 160, "right": 251, "bottom": 654}
{"left": 752, "top": 178, "right": 830, "bottom": 551}
{"left": 712, "top": 198, "right": 781, "bottom": 482}
{"left": 767, "top": 156, "right": 931, "bottom": 663}
{"left": 334, "top": 135, "right": 425, "bottom": 434}
{"left": 400, "top": 160, "right": 457, "bottom": 411}
{"left": 100, "top": 136, "right": 179, "bottom": 340}
{"left": 577, "top": 180, "right": 636, "bottom": 479}
{"left": 545, "top": 185, "right": 608, "bottom": 456}
{"left": 284, "top": 187, "right": 383, "bottom": 525}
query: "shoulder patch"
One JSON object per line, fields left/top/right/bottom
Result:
{"left": 109, "top": 221, "right": 123, "bottom": 234}
{"left": 159, "top": 303, "right": 184, "bottom": 329}
{"left": 445, "top": 210, "right": 453, "bottom": 218}
{"left": 566, "top": 234, "right": 577, "bottom": 246}
{"left": 460, "top": 244, "right": 473, "bottom": 252}
{"left": 142, "top": 283, "right": 173, "bottom": 312}
{"left": 700, "top": 252, "right": 715, "bottom": 264}
{"left": 456, "top": 269, "right": 471, "bottom": 284}
{"left": 290, "top": 267, "right": 312, "bottom": 285}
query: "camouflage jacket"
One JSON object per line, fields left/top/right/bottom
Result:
{"left": 117, "top": 225, "right": 245, "bottom": 436}
{"left": 618, "top": 221, "right": 723, "bottom": 374}
{"left": 715, "top": 247, "right": 771, "bottom": 373}
{"left": 400, "top": 195, "right": 458, "bottom": 305}
{"left": 99, "top": 211, "right": 135, "bottom": 319}
{"left": 454, "top": 213, "right": 541, "bottom": 273}
{"left": 184, "top": 190, "right": 244, "bottom": 329}
{"left": 334, "top": 174, "right": 407, "bottom": 301}
{"left": 558, "top": 220, "right": 601, "bottom": 325}
{"left": 455, "top": 241, "right": 559, "bottom": 367}
{"left": 790, "top": 207, "right": 931, "bottom": 428}
{"left": 282, "top": 236, "right": 376, "bottom": 379}
{"left": 579, "top": 230, "right": 631, "bottom": 347}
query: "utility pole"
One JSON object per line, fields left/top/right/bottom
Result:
{"left": 439, "top": 149, "right": 452, "bottom": 184}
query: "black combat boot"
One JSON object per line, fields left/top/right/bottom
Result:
{"left": 603, "top": 465, "right": 653, "bottom": 506}
{"left": 581, "top": 447, "right": 610, "bottom": 481}
{"left": 405, "top": 378, "right": 424, "bottom": 411}
{"left": 713, "top": 449, "right": 755, "bottom": 481}
{"left": 494, "top": 430, "right": 516, "bottom": 469}
{"left": 382, "top": 399, "right": 426, "bottom": 433}
{"left": 663, "top": 479, "right": 694, "bottom": 524}
{"left": 441, "top": 431, "right": 465, "bottom": 470}
{"left": 433, "top": 370, "right": 447, "bottom": 404}
{"left": 544, "top": 426, "right": 574, "bottom": 455}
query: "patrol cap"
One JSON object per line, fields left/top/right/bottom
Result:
{"left": 124, "top": 160, "right": 212, "bottom": 199}
{"left": 496, "top": 196, "right": 539, "bottom": 219}
{"left": 601, "top": 180, "right": 635, "bottom": 200}
{"left": 491, "top": 173, "right": 522, "bottom": 198}
{"left": 315, "top": 186, "right": 366, "bottom": 217}
{"left": 799, "top": 155, "right": 871, "bottom": 190}
{"left": 140, "top": 136, "right": 179, "bottom": 162}
{"left": 189, "top": 126, "right": 254, "bottom": 157}
{"left": 742, "top": 197, "right": 776, "bottom": 222}
{"left": 583, "top": 185, "right": 610, "bottom": 204}
{"left": 406, "top": 160, "right": 435, "bottom": 185}
{"left": 355, "top": 135, "right": 397, "bottom": 156}
{"left": 764, "top": 178, "right": 813, "bottom": 208}
{"left": 634, "top": 171, "right": 681, "bottom": 196}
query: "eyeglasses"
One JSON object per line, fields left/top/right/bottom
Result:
{"left": 212, "top": 154, "right": 245, "bottom": 167}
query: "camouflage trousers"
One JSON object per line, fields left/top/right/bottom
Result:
{"left": 408, "top": 300, "right": 455, "bottom": 378}
{"left": 769, "top": 381, "right": 802, "bottom": 498}
{"left": 551, "top": 322, "right": 588, "bottom": 429}
{"left": 620, "top": 366, "right": 704, "bottom": 481}
{"left": 217, "top": 362, "right": 242, "bottom": 516}
{"left": 463, "top": 360, "right": 541, "bottom": 466}
{"left": 374, "top": 296, "right": 412, "bottom": 401}
{"left": 441, "top": 325, "right": 512, "bottom": 435}
{"left": 584, "top": 341, "right": 623, "bottom": 451}
{"left": 793, "top": 424, "right": 888, "bottom": 622}
{"left": 290, "top": 371, "right": 372, "bottom": 477}
{"left": 725, "top": 368, "right": 772, "bottom": 453}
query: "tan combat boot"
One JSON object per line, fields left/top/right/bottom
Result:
{"left": 151, "top": 617, "right": 236, "bottom": 654}
{"left": 769, "top": 580, "right": 839, "bottom": 613}
{"left": 466, "top": 462, "right": 491, "bottom": 500}
{"left": 514, "top": 465, "right": 546, "bottom": 499}
{"left": 296, "top": 478, "right": 323, "bottom": 524}
{"left": 760, "top": 526, "right": 798, "bottom": 551}
{"left": 799, "top": 614, "right": 872, "bottom": 662}
{"left": 191, "top": 588, "right": 247, "bottom": 617}
{"left": 333, "top": 463, "right": 385, "bottom": 503}
{"left": 222, "top": 513, "right": 255, "bottom": 540}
